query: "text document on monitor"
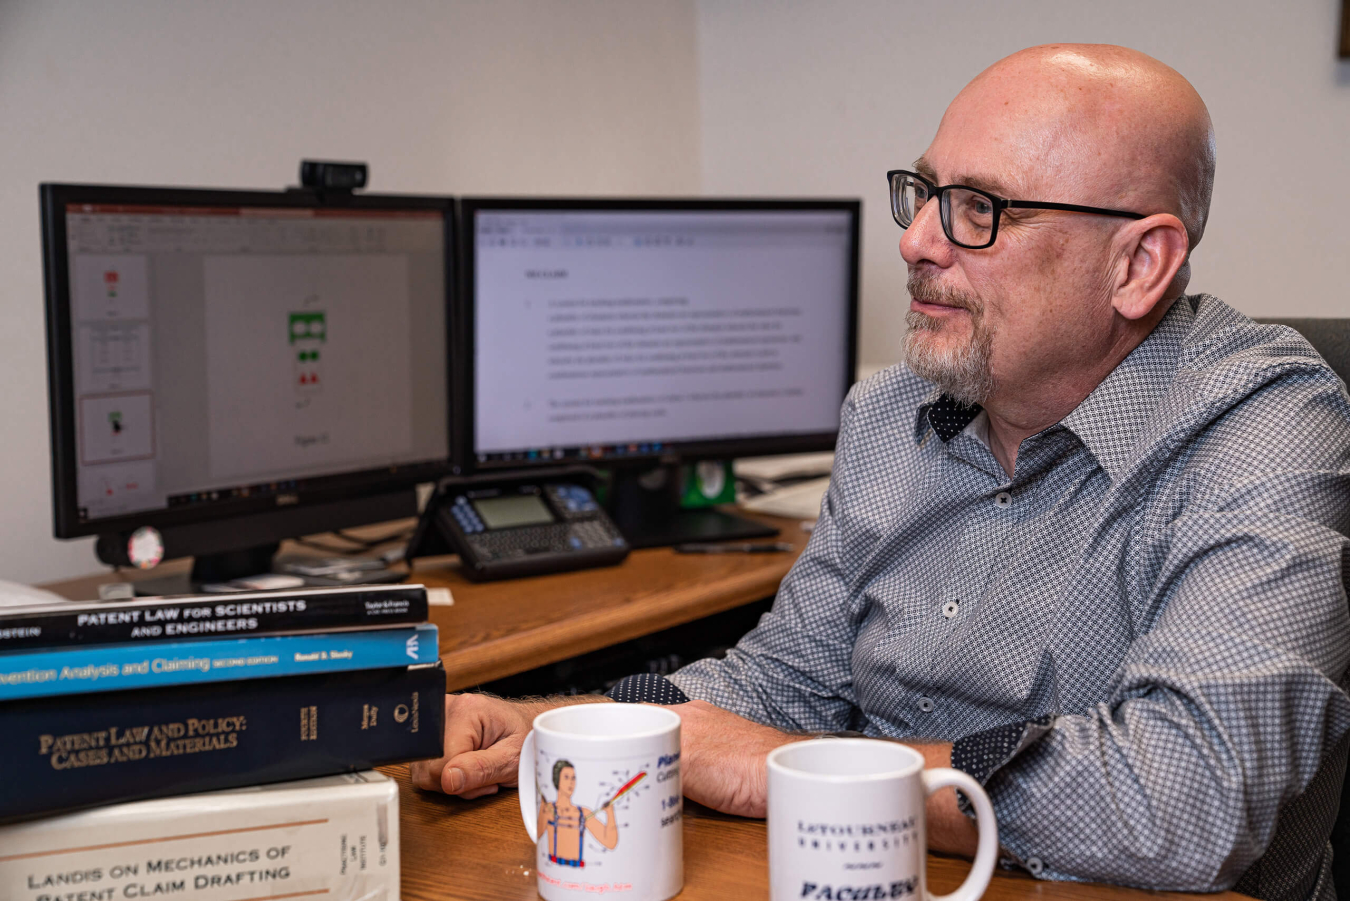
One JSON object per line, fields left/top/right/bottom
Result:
{"left": 473, "top": 209, "right": 853, "bottom": 459}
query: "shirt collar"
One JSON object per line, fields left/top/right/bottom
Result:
{"left": 1061, "top": 298, "right": 1193, "bottom": 481}
{"left": 911, "top": 299, "right": 1193, "bottom": 480}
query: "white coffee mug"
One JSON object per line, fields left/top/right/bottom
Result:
{"left": 767, "top": 739, "right": 997, "bottom": 901}
{"left": 518, "top": 704, "right": 684, "bottom": 901}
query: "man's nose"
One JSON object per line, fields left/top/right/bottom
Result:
{"left": 900, "top": 198, "right": 953, "bottom": 268}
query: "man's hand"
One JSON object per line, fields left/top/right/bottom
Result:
{"left": 672, "top": 699, "right": 799, "bottom": 817}
{"left": 410, "top": 693, "right": 609, "bottom": 799}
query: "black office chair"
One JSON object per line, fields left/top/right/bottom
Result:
{"left": 1258, "top": 318, "right": 1350, "bottom": 895}
{"left": 1260, "top": 318, "right": 1350, "bottom": 387}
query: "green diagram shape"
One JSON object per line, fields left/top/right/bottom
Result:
{"left": 289, "top": 311, "right": 327, "bottom": 344}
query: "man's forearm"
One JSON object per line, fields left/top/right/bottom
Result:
{"left": 511, "top": 692, "right": 613, "bottom": 717}
{"left": 912, "top": 742, "right": 980, "bottom": 857}
{"left": 674, "top": 700, "right": 982, "bottom": 862}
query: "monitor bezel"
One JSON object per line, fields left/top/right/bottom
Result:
{"left": 456, "top": 196, "right": 861, "bottom": 472}
{"left": 41, "top": 182, "right": 456, "bottom": 540}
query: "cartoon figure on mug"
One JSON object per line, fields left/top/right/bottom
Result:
{"left": 538, "top": 760, "right": 647, "bottom": 867}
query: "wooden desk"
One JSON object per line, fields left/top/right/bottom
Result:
{"left": 387, "top": 764, "right": 1247, "bottom": 901}
{"left": 41, "top": 511, "right": 809, "bottom": 693}
{"left": 410, "top": 512, "right": 808, "bottom": 691}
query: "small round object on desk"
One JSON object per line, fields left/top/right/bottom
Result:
{"left": 127, "top": 526, "right": 164, "bottom": 570}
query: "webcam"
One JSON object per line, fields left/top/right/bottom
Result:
{"left": 299, "top": 160, "right": 368, "bottom": 191}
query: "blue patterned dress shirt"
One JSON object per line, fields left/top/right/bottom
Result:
{"left": 669, "top": 295, "right": 1350, "bottom": 900}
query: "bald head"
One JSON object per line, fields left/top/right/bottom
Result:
{"left": 942, "top": 44, "right": 1215, "bottom": 261}
{"left": 901, "top": 45, "right": 1213, "bottom": 437}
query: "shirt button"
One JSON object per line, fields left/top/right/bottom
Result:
{"left": 941, "top": 600, "right": 959, "bottom": 619}
{"left": 994, "top": 491, "right": 1012, "bottom": 508}
{"left": 1026, "top": 857, "right": 1045, "bottom": 877}
{"left": 917, "top": 697, "right": 935, "bottom": 713}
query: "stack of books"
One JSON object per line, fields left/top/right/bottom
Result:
{"left": 0, "top": 583, "right": 445, "bottom": 900}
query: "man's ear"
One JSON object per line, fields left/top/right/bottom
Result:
{"left": 1111, "top": 214, "right": 1189, "bottom": 321}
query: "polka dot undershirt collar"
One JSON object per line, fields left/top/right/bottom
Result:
{"left": 926, "top": 395, "right": 984, "bottom": 442}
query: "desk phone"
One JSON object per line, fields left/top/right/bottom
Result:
{"left": 408, "top": 474, "right": 629, "bottom": 581}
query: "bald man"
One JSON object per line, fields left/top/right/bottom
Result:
{"left": 415, "top": 45, "right": 1350, "bottom": 900}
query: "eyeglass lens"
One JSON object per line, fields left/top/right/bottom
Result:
{"left": 891, "top": 173, "right": 998, "bottom": 248}
{"left": 890, "top": 173, "right": 926, "bottom": 227}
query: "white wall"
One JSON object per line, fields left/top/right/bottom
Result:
{"left": 0, "top": 0, "right": 699, "bottom": 584}
{"left": 697, "top": 0, "right": 1350, "bottom": 369}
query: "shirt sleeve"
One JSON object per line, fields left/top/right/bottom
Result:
{"left": 951, "top": 433, "right": 1350, "bottom": 889}
{"left": 669, "top": 387, "right": 868, "bottom": 733}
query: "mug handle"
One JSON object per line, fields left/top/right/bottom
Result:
{"left": 517, "top": 729, "right": 539, "bottom": 843}
{"left": 920, "top": 768, "right": 998, "bottom": 901}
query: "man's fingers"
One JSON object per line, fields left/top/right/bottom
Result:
{"left": 442, "top": 741, "right": 522, "bottom": 795}
{"left": 459, "top": 784, "right": 501, "bottom": 800}
{"left": 409, "top": 694, "right": 533, "bottom": 796}
{"left": 439, "top": 695, "right": 527, "bottom": 770}
{"left": 409, "top": 759, "right": 446, "bottom": 792}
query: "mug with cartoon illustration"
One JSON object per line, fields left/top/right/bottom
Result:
{"left": 518, "top": 705, "right": 683, "bottom": 901}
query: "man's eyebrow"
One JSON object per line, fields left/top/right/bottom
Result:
{"left": 953, "top": 173, "right": 1014, "bottom": 197}
{"left": 911, "top": 158, "right": 1014, "bottom": 198}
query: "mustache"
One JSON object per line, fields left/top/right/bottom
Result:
{"left": 906, "top": 272, "right": 982, "bottom": 315}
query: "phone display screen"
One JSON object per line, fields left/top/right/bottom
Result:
{"left": 471, "top": 494, "right": 555, "bottom": 529}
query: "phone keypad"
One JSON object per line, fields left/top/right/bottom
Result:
{"left": 465, "top": 518, "right": 625, "bottom": 562}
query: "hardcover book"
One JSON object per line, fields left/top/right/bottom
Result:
{"left": 0, "top": 770, "right": 400, "bottom": 901}
{"left": 0, "top": 662, "right": 445, "bottom": 823}
{"left": 0, "top": 583, "right": 429, "bottom": 651}
{"left": 0, "top": 623, "right": 438, "bottom": 700}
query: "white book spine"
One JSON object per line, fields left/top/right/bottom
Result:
{"left": 0, "top": 770, "right": 399, "bottom": 901}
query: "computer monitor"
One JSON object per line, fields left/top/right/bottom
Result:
{"left": 458, "top": 198, "right": 859, "bottom": 547}
{"left": 41, "top": 183, "right": 453, "bottom": 586}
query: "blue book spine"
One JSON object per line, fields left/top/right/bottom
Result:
{"left": 0, "top": 623, "right": 438, "bottom": 700}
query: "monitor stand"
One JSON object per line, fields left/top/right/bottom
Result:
{"left": 133, "top": 543, "right": 281, "bottom": 596}
{"left": 607, "top": 464, "right": 778, "bottom": 550}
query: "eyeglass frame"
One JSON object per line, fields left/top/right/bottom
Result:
{"left": 886, "top": 169, "right": 1146, "bottom": 250}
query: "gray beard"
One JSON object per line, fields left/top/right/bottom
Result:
{"left": 902, "top": 308, "right": 995, "bottom": 408}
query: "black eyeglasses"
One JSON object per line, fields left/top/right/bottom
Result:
{"left": 887, "top": 169, "right": 1146, "bottom": 249}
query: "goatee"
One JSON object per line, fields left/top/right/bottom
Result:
{"left": 902, "top": 273, "right": 995, "bottom": 407}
